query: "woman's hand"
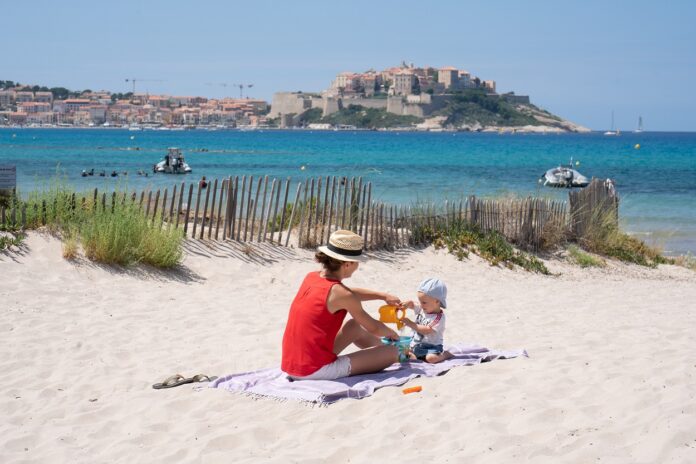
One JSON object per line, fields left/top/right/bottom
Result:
{"left": 384, "top": 293, "right": 401, "bottom": 306}
{"left": 383, "top": 326, "right": 400, "bottom": 341}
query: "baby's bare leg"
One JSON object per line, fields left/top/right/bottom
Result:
{"left": 424, "top": 351, "right": 453, "bottom": 364}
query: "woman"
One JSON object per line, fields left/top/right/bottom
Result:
{"left": 281, "top": 230, "right": 401, "bottom": 380}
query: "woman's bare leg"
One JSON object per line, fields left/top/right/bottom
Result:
{"left": 334, "top": 319, "right": 380, "bottom": 354}
{"left": 346, "top": 345, "right": 399, "bottom": 375}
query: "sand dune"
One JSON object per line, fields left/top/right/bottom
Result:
{"left": 1, "top": 232, "right": 695, "bottom": 463}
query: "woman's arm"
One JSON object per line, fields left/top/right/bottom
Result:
{"left": 349, "top": 287, "right": 401, "bottom": 305}
{"left": 329, "top": 285, "right": 398, "bottom": 339}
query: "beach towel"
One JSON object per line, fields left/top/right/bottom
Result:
{"left": 209, "top": 343, "right": 527, "bottom": 405}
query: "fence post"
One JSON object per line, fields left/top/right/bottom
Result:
{"left": 269, "top": 177, "right": 284, "bottom": 244}
{"left": 237, "top": 175, "right": 248, "bottom": 241}
{"left": 151, "top": 190, "right": 160, "bottom": 224}
{"left": 215, "top": 179, "right": 226, "bottom": 240}
{"left": 262, "top": 178, "right": 277, "bottom": 242}
{"left": 199, "top": 181, "right": 212, "bottom": 239}
{"left": 296, "top": 179, "right": 310, "bottom": 248}
{"left": 284, "top": 182, "right": 302, "bottom": 247}
{"left": 207, "top": 179, "right": 218, "bottom": 240}
{"left": 277, "top": 178, "right": 291, "bottom": 245}
{"left": 257, "top": 176, "right": 269, "bottom": 242}
{"left": 249, "top": 177, "right": 262, "bottom": 242}
{"left": 305, "top": 178, "right": 315, "bottom": 247}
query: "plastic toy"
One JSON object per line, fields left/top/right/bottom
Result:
{"left": 402, "top": 386, "right": 422, "bottom": 394}
{"left": 378, "top": 304, "right": 406, "bottom": 329}
{"left": 380, "top": 335, "right": 412, "bottom": 362}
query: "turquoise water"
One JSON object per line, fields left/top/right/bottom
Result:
{"left": 1, "top": 128, "right": 694, "bottom": 254}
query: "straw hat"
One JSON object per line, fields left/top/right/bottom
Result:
{"left": 317, "top": 230, "right": 366, "bottom": 262}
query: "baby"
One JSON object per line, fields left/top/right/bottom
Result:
{"left": 401, "top": 278, "right": 453, "bottom": 364}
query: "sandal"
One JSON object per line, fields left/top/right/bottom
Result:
{"left": 152, "top": 374, "right": 217, "bottom": 389}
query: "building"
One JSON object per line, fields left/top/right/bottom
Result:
{"left": 64, "top": 99, "right": 91, "bottom": 112}
{"left": 0, "top": 90, "right": 15, "bottom": 108}
{"left": 438, "top": 67, "right": 459, "bottom": 90}
{"left": 393, "top": 71, "right": 417, "bottom": 96}
{"left": 458, "top": 71, "right": 472, "bottom": 89}
{"left": 15, "top": 91, "right": 34, "bottom": 103}
{"left": 17, "top": 102, "right": 51, "bottom": 113}
{"left": 34, "top": 91, "right": 53, "bottom": 104}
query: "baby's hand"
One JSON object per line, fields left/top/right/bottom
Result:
{"left": 401, "top": 317, "right": 415, "bottom": 329}
{"left": 401, "top": 300, "right": 415, "bottom": 310}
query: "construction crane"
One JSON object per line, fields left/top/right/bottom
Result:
{"left": 233, "top": 83, "right": 254, "bottom": 99}
{"left": 125, "top": 78, "right": 165, "bottom": 94}
{"left": 204, "top": 82, "right": 234, "bottom": 99}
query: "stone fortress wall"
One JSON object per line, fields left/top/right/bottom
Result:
{"left": 270, "top": 91, "right": 530, "bottom": 126}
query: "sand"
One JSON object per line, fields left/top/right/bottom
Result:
{"left": 1, "top": 232, "right": 695, "bottom": 463}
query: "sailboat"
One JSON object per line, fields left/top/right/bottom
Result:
{"left": 604, "top": 111, "right": 620, "bottom": 136}
{"left": 634, "top": 116, "right": 643, "bottom": 133}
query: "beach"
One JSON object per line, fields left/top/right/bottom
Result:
{"left": 1, "top": 232, "right": 695, "bottom": 463}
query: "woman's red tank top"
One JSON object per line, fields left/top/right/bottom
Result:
{"left": 281, "top": 271, "right": 347, "bottom": 376}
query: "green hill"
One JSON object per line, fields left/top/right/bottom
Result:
{"left": 436, "top": 90, "right": 539, "bottom": 127}
{"left": 301, "top": 104, "right": 422, "bottom": 129}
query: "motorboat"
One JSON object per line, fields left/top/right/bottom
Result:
{"left": 153, "top": 147, "right": 192, "bottom": 174}
{"left": 541, "top": 158, "right": 589, "bottom": 188}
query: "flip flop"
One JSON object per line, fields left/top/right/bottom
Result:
{"left": 189, "top": 374, "right": 217, "bottom": 383}
{"left": 152, "top": 374, "right": 218, "bottom": 390}
{"left": 152, "top": 374, "right": 192, "bottom": 389}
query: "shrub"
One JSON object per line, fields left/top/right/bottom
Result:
{"left": 567, "top": 245, "right": 605, "bottom": 268}
{"left": 427, "top": 218, "right": 550, "bottom": 274}
{"left": 673, "top": 253, "right": 696, "bottom": 272}
{"left": 80, "top": 202, "right": 183, "bottom": 267}
{"left": 578, "top": 205, "right": 669, "bottom": 267}
{"left": 61, "top": 226, "right": 79, "bottom": 260}
{"left": 13, "top": 179, "right": 184, "bottom": 268}
{"left": 540, "top": 218, "right": 569, "bottom": 251}
{"left": 0, "top": 231, "right": 25, "bottom": 251}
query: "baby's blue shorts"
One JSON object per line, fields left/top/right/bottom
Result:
{"left": 411, "top": 343, "right": 444, "bottom": 360}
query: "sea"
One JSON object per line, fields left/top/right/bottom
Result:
{"left": 1, "top": 128, "right": 694, "bottom": 255}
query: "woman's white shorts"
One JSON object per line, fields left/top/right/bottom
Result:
{"left": 288, "top": 355, "right": 351, "bottom": 381}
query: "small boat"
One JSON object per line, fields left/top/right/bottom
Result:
{"left": 634, "top": 116, "right": 643, "bottom": 133}
{"left": 604, "top": 111, "right": 620, "bottom": 136}
{"left": 153, "top": 147, "right": 192, "bottom": 174}
{"left": 541, "top": 158, "right": 589, "bottom": 188}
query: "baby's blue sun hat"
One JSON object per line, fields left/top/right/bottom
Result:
{"left": 417, "top": 278, "right": 447, "bottom": 308}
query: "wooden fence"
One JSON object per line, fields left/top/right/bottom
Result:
{"left": 0, "top": 176, "right": 616, "bottom": 251}
{"left": 569, "top": 178, "right": 618, "bottom": 239}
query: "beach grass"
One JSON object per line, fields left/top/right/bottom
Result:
{"left": 567, "top": 244, "right": 605, "bottom": 268}
{"left": 412, "top": 215, "right": 550, "bottom": 274}
{"left": 0, "top": 230, "right": 25, "bottom": 251}
{"left": 79, "top": 202, "right": 183, "bottom": 267}
{"left": 672, "top": 253, "right": 696, "bottom": 272}
{"left": 8, "top": 181, "right": 184, "bottom": 268}
{"left": 577, "top": 205, "right": 670, "bottom": 268}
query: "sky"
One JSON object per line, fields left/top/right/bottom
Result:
{"left": 3, "top": 0, "right": 696, "bottom": 131}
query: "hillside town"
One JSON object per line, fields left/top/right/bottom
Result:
{"left": 0, "top": 62, "right": 581, "bottom": 131}
{"left": 0, "top": 82, "right": 270, "bottom": 128}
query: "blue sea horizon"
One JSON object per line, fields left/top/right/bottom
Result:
{"left": 1, "top": 128, "right": 694, "bottom": 255}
